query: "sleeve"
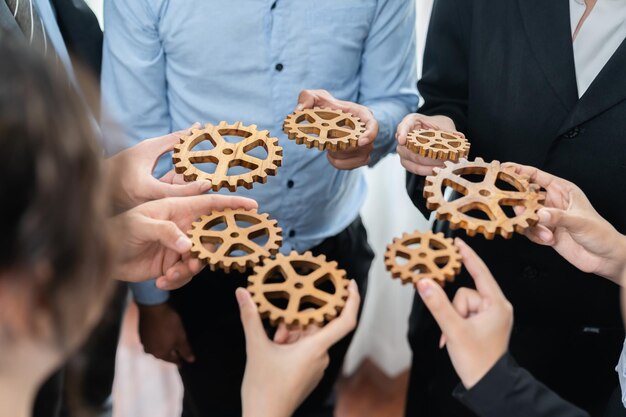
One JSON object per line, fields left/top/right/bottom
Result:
{"left": 101, "top": 0, "right": 172, "bottom": 178}
{"left": 453, "top": 354, "right": 590, "bottom": 417}
{"left": 359, "top": 0, "right": 419, "bottom": 165}
{"left": 406, "top": 0, "right": 471, "bottom": 214}
{"left": 102, "top": 0, "right": 170, "bottom": 303}
{"left": 130, "top": 281, "right": 170, "bottom": 306}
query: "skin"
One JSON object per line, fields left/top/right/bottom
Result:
{"left": 106, "top": 123, "right": 212, "bottom": 211}
{"left": 296, "top": 89, "right": 378, "bottom": 170}
{"left": 395, "top": 112, "right": 464, "bottom": 176}
{"left": 138, "top": 303, "right": 195, "bottom": 365}
{"left": 111, "top": 194, "right": 257, "bottom": 288}
{"left": 239, "top": 280, "right": 360, "bottom": 417}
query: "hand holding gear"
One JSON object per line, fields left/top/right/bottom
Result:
{"left": 173, "top": 122, "right": 283, "bottom": 192}
{"left": 424, "top": 158, "right": 545, "bottom": 239}
{"left": 188, "top": 208, "right": 282, "bottom": 273}
{"left": 385, "top": 230, "right": 462, "bottom": 286}
{"left": 283, "top": 107, "right": 366, "bottom": 151}
{"left": 406, "top": 129, "right": 470, "bottom": 162}
{"left": 247, "top": 251, "right": 350, "bottom": 327}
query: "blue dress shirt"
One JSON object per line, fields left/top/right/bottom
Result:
{"left": 102, "top": 0, "right": 418, "bottom": 304}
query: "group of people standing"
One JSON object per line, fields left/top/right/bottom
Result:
{"left": 0, "top": 1, "right": 625, "bottom": 417}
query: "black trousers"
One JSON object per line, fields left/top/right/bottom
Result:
{"left": 405, "top": 296, "right": 625, "bottom": 417}
{"left": 170, "top": 217, "right": 374, "bottom": 417}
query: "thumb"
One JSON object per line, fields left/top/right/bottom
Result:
{"left": 296, "top": 90, "right": 316, "bottom": 111}
{"left": 144, "top": 219, "right": 192, "bottom": 254}
{"left": 537, "top": 207, "right": 588, "bottom": 234}
{"left": 416, "top": 279, "right": 463, "bottom": 339}
{"left": 236, "top": 288, "right": 269, "bottom": 347}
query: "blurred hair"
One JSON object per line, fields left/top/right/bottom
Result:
{"left": 0, "top": 38, "right": 113, "bottom": 350}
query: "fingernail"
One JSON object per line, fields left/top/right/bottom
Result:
{"left": 538, "top": 229, "right": 552, "bottom": 242}
{"left": 235, "top": 288, "right": 248, "bottom": 307}
{"left": 537, "top": 209, "right": 551, "bottom": 224}
{"left": 417, "top": 280, "right": 433, "bottom": 298}
{"left": 296, "top": 103, "right": 304, "bottom": 111}
{"left": 176, "top": 236, "right": 192, "bottom": 251}
{"left": 349, "top": 279, "right": 358, "bottom": 291}
{"left": 200, "top": 181, "right": 213, "bottom": 192}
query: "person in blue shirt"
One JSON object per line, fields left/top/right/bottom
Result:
{"left": 101, "top": 0, "right": 418, "bottom": 415}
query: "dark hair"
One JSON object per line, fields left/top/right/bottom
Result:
{"left": 0, "top": 39, "right": 112, "bottom": 347}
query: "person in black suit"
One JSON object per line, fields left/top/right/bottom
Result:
{"left": 397, "top": 1, "right": 626, "bottom": 416}
{"left": 414, "top": 165, "right": 626, "bottom": 417}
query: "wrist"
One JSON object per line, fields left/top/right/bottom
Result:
{"left": 460, "top": 348, "right": 508, "bottom": 390}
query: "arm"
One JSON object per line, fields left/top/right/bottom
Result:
{"left": 359, "top": 0, "right": 418, "bottom": 164}
{"left": 454, "top": 354, "right": 589, "bottom": 417}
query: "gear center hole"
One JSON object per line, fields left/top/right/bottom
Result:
{"left": 231, "top": 232, "right": 239, "bottom": 238}
{"left": 418, "top": 252, "right": 427, "bottom": 258}
{"left": 321, "top": 122, "right": 330, "bottom": 127}
{"left": 479, "top": 189, "right": 491, "bottom": 197}
{"left": 223, "top": 148, "right": 234, "bottom": 155}
{"left": 294, "top": 282, "right": 304, "bottom": 289}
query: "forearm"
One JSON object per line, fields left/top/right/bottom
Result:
{"left": 367, "top": 99, "right": 415, "bottom": 164}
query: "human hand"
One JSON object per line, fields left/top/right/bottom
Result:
{"left": 106, "top": 124, "right": 212, "bottom": 211}
{"left": 395, "top": 113, "right": 464, "bottom": 176}
{"left": 239, "top": 280, "right": 360, "bottom": 417}
{"left": 296, "top": 89, "right": 378, "bottom": 170}
{"left": 417, "top": 239, "right": 513, "bottom": 389}
{"left": 111, "top": 194, "right": 257, "bottom": 288}
{"left": 137, "top": 303, "right": 195, "bottom": 366}
{"left": 505, "top": 163, "right": 626, "bottom": 284}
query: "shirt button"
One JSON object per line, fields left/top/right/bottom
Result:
{"left": 275, "top": 63, "right": 284, "bottom": 72}
{"left": 289, "top": 230, "right": 296, "bottom": 238}
{"left": 287, "top": 180, "right": 295, "bottom": 188}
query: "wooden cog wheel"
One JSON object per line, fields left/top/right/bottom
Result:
{"left": 283, "top": 107, "right": 366, "bottom": 151}
{"left": 188, "top": 208, "right": 282, "bottom": 273}
{"left": 173, "top": 122, "right": 283, "bottom": 192}
{"left": 248, "top": 251, "right": 350, "bottom": 327}
{"left": 406, "top": 129, "right": 470, "bottom": 162}
{"left": 385, "top": 230, "right": 461, "bottom": 286}
{"left": 423, "top": 158, "right": 545, "bottom": 239}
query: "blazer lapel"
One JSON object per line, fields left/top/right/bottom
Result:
{"left": 558, "top": 39, "right": 626, "bottom": 135}
{"left": 517, "top": 0, "right": 578, "bottom": 112}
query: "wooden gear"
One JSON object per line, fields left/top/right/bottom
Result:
{"left": 173, "top": 122, "right": 283, "bottom": 192}
{"left": 384, "top": 230, "right": 462, "bottom": 286}
{"left": 247, "top": 251, "right": 350, "bottom": 327}
{"left": 282, "top": 107, "right": 366, "bottom": 151}
{"left": 406, "top": 129, "right": 470, "bottom": 162}
{"left": 424, "top": 158, "right": 545, "bottom": 239}
{"left": 188, "top": 208, "right": 282, "bottom": 273}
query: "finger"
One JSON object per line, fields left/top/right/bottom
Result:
{"left": 455, "top": 239, "right": 503, "bottom": 299}
{"left": 357, "top": 119, "right": 378, "bottom": 147}
{"left": 396, "top": 116, "right": 417, "bottom": 145}
{"left": 416, "top": 279, "right": 463, "bottom": 337}
{"left": 142, "top": 125, "right": 200, "bottom": 160}
{"left": 157, "top": 258, "right": 204, "bottom": 290}
{"left": 163, "top": 194, "right": 258, "bottom": 219}
{"left": 274, "top": 323, "right": 290, "bottom": 344}
{"left": 150, "top": 180, "right": 213, "bottom": 199}
{"left": 327, "top": 153, "right": 370, "bottom": 170}
{"left": 296, "top": 90, "right": 320, "bottom": 111}
{"left": 176, "top": 339, "right": 196, "bottom": 363}
{"left": 315, "top": 280, "right": 360, "bottom": 349}
{"left": 164, "top": 350, "right": 182, "bottom": 366}
{"left": 397, "top": 146, "right": 445, "bottom": 167}
{"left": 537, "top": 207, "right": 590, "bottom": 234}
{"left": 143, "top": 219, "right": 192, "bottom": 254}
{"left": 502, "top": 162, "right": 561, "bottom": 190}
{"left": 236, "top": 288, "right": 269, "bottom": 346}
{"left": 452, "top": 287, "right": 483, "bottom": 318}
{"left": 523, "top": 223, "right": 555, "bottom": 246}
{"left": 439, "top": 334, "right": 447, "bottom": 349}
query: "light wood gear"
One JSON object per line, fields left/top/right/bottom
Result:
{"left": 424, "top": 158, "right": 545, "bottom": 239}
{"left": 385, "top": 230, "right": 461, "bottom": 286}
{"left": 188, "top": 208, "right": 282, "bottom": 273}
{"left": 173, "top": 122, "right": 283, "bottom": 192}
{"left": 282, "top": 107, "right": 366, "bottom": 151}
{"left": 247, "top": 251, "right": 350, "bottom": 327}
{"left": 406, "top": 129, "right": 470, "bottom": 162}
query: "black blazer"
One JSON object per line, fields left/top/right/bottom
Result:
{"left": 408, "top": 0, "right": 626, "bottom": 328}
{"left": 454, "top": 354, "right": 589, "bottom": 417}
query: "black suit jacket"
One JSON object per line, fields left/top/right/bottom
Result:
{"left": 454, "top": 354, "right": 589, "bottom": 417}
{"left": 409, "top": 0, "right": 626, "bottom": 328}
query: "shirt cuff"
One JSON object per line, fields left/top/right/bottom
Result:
{"left": 130, "top": 280, "right": 170, "bottom": 305}
{"left": 367, "top": 101, "right": 409, "bottom": 166}
{"left": 452, "top": 353, "right": 517, "bottom": 415}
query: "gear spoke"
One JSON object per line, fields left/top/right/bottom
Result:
{"left": 284, "top": 107, "right": 365, "bottom": 151}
